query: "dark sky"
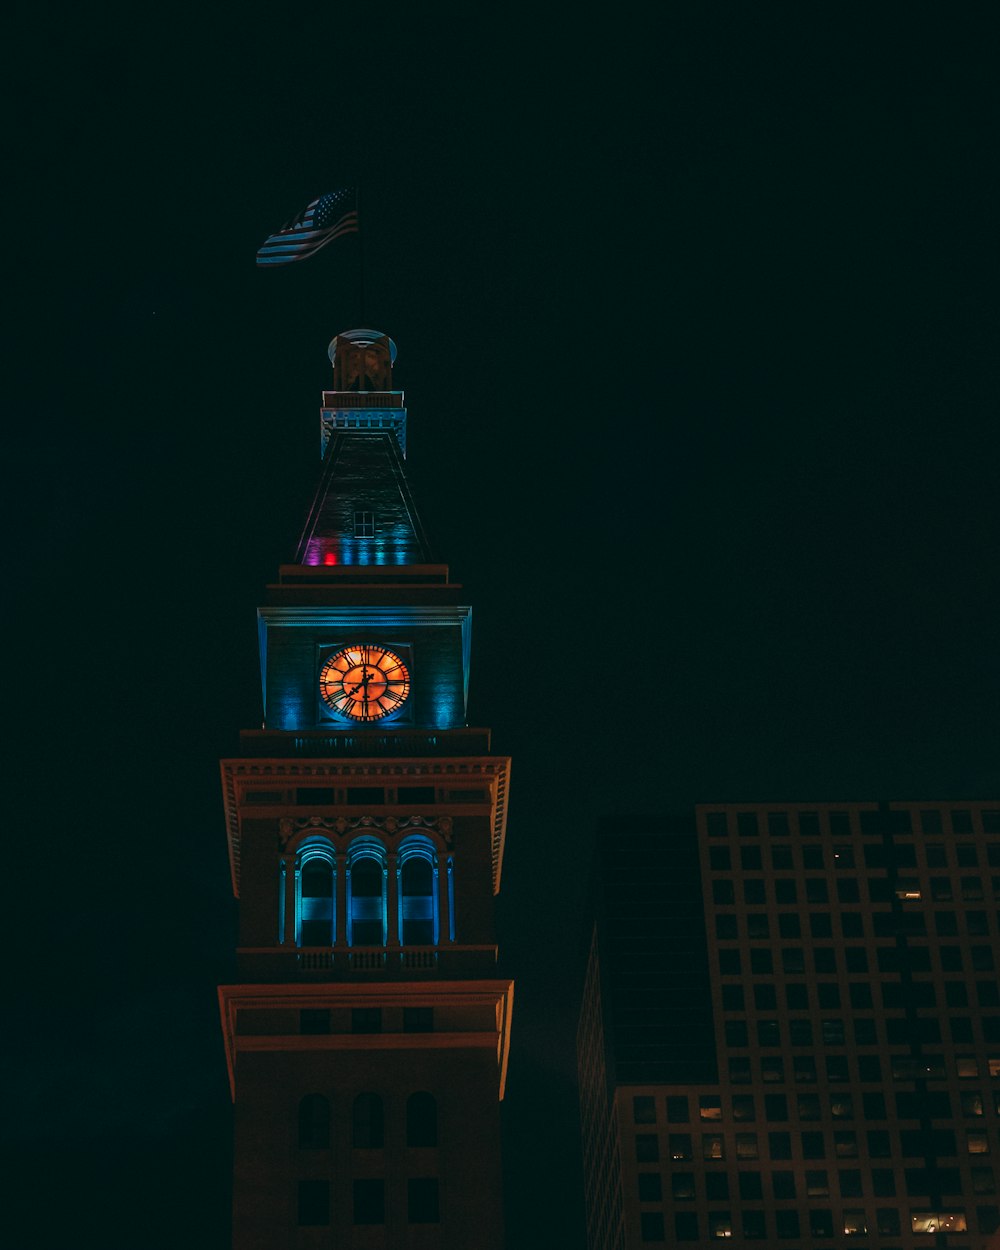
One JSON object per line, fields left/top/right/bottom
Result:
{"left": 8, "top": 7, "right": 999, "bottom": 1247}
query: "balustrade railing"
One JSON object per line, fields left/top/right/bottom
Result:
{"left": 321, "top": 391, "right": 405, "bottom": 408}
{"left": 349, "top": 949, "right": 388, "bottom": 971}
{"left": 400, "top": 949, "right": 438, "bottom": 970}
{"left": 298, "top": 950, "right": 334, "bottom": 971}
{"left": 239, "top": 727, "right": 492, "bottom": 757}
{"left": 293, "top": 946, "right": 448, "bottom": 973}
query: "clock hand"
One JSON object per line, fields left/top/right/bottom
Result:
{"left": 347, "top": 668, "right": 376, "bottom": 696}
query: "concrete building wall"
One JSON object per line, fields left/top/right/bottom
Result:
{"left": 232, "top": 1045, "right": 504, "bottom": 1250}
{"left": 580, "top": 801, "right": 1000, "bottom": 1248}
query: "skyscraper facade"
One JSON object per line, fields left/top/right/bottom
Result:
{"left": 579, "top": 801, "right": 1000, "bottom": 1249}
{"left": 218, "top": 330, "right": 513, "bottom": 1248}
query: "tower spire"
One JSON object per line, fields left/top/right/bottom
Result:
{"left": 296, "top": 329, "right": 432, "bottom": 566}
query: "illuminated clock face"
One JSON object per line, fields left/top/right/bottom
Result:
{"left": 319, "top": 645, "right": 411, "bottom": 721}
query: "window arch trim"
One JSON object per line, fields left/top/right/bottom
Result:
{"left": 295, "top": 837, "right": 336, "bottom": 948}
{"left": 398, "top": 834, "right": 439, "bottom": 946}
{"left": 347, "top": 836, "right": 388, "bottom": 946}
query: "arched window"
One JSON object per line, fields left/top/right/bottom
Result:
{"left": 398, "top": 836, "right": 438, "bottom": 946}
{"left": 406, "top": 1091, "right": 437, "bottom": 1147}
{"left": 353, "top": 1092, "right": 384, "bottom": 1148}
{"left": 298, "top": 1093, "right": 330, "bottom": 1149}
{"left": 348, "top": 838, "right": 386, "bottom": 946}
{"left": 296, "top": 838, "right": 335, "bottom": 947}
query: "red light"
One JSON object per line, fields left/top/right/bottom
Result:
{"left": 323, "top": 551, "right": 337, "bottom": 565}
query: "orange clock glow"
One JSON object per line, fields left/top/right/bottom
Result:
{"left": 319, "top": 645, "right": 411, "bottom": 721}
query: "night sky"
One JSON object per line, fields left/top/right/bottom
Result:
{"left": 9, "top": 8, "right": 999, "bottom": 1247}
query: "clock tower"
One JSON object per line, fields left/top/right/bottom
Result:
{"left": 218, "top": 329, "right": 513, "bottom": 1249}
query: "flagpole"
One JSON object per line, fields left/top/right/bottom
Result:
{"left": 357, "top": 183, "right": 366, "bottom": 324}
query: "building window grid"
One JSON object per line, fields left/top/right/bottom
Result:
{"left": 692, "top": 804, "right": 1000, "bottom": 1244}
{"left": 649, "top": 1099, "right": 959, "bottom": 1241}
{"left": 705, "top": 860, "right": 995, "bottom": 1015}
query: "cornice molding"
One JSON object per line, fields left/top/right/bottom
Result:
{"left": 258, "top": 605, "right": 471, "bottom": 628}
{"left": 220, "top": 756, "right": 510, "bottom": 899}
{"left": 222, "top": 758, "right": 508, "bottom": 781}
{"left": 236, "top": 1031, "right": 498, "bottom": 1053}
{"left": 277, "top": 813, "right": 454, "bottom": 851}
{"left": 219, "top": 979, "right": 513, "bottom": 1007}
{"left": 217, "top": 979, "right": 515, "bottom": 1100}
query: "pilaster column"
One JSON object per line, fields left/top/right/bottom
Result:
{"left": 335, "top": 852, "right": 348, "bottom": 947}
{"left": 445, "top": 856, "right": 455, "bottom": 942}
{"left": 387, "top": 852, "right": 400, "bottom": 946}
{"left": 283, "top": 858, "right": 296, "bottom": 945}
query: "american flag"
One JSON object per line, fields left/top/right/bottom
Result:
{"left": 256, "top": 188, "right": 359, "bottom": 266}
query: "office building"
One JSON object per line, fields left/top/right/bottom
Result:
{"left": 579, "top": 801, "right": 1000, "bottom": 1249}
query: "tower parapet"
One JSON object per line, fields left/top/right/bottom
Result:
{"left": 320, "top": 328, "right": 407, "bottom": 458}
{"left": 300, "top": 330, "right": 427, "bottom": 566}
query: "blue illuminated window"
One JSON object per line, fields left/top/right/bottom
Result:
{"left": 296, "top": 839, "right": 335, "bottom": 947}
{"left": 404, "top": 1007, "right": 434, "bottom": 1032}
{"left": 640, "top": 1210, "right": 665, "bottom": 1240}
{"left": 352, "top": 1007, "right": 382, "bottom": 1034}
{"left": 407, "top": 1178, "right": 439, "bottom": 1224}
{"left": 406, "top": 1092, "right": 437, "bottom": 1146}
{"left": 398, "top": 835, "right": 438, "bottom": 945}
{"left": 348, "top": 838, "right": 387, "bottom": 946}
{"left": 298, "top": 1094, "right": 331, "bottom": 1149}
{"left": 353, "top": 1093, "right": 384, "bottom": 1148}
{"left": 297, "top": 1179, "right": 329, "bottom": 1226}
{"left": 300, "top": 1009, "right": 330, "bottom": 1034}
{"left": 353, "top": 1179, "right": 385, "bottom": 1224}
